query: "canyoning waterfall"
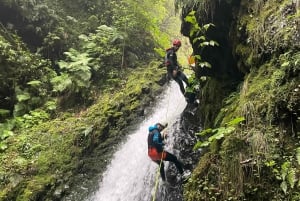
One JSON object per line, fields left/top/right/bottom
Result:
{"left": 87, "top": 82, "right": 187, "bottom": 201}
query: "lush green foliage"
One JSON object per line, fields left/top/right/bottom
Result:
{"left": 0, "top": 62, "right": 166, "bottom": 200}
{"left": 0, "top": 0, "right": 174, "bottom": 118}
{"left": 194, "top": 117, "right": 245, "bottom": 149}
{"left": 183, "top": 0, "right": 300, "bottom": 200}
{"left": 0, "top": 0, "right": 179, "bottom": 200}
{"left": 184, "top": 11, "right": 219, "bottom": 69}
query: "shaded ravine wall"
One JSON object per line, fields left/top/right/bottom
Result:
{"left": 180, "top": 0, "right": 299, "bottom": 200}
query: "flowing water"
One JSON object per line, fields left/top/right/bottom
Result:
{"left": 86, "top": 82, "right": 187, "bottom": 201}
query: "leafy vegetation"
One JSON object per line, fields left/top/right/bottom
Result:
{"left": 182, "top": 0, "right": 300, "bottom": 200}
{"left": 0, "top": 0, "right": 179, "bottom": 200}
{"left": 194, "top": 117, "right": 245, "bottom": 149}
{"left": 184, "top": 10, "right": 219, "bottom": 74}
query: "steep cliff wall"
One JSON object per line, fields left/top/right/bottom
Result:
{"left": 180, "top": 0, "right": 299, "bottom": 200}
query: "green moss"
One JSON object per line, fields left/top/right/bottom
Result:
{"left": 187, "top": 50, "right": 299, "bottom": 199}
{"left": 198, "top": 78, "right": 230, "bottom": 128}
{"left": 0, "top": 62, "right": 166, "bottom": 200}
{"left": 242, "top": 0, "right": 298, "bottom": 57}
{"left": 184, "top": 153, "right": 220, "bottom": 201}
{"left": 18, "top": 175, "right": 55, "bottom": 201}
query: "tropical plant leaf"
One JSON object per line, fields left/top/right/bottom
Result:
{"left": 200, "top": 41, "right": 210, "bottom": 47}
{"left": 209, "top": 40, "right": 219, "bottom": 46}
{"left": 184, "top": 11, "right": 197, "bottom": 25}
{"left": 195, "top": 54, "right": 201, "bottom": 60}
{"left": 16, "top": 93, "right": 31, "bottom": 102}
{"left": 0, "top": 109, "right": 10, "bottom": 116}
{"left": 208, "top": 132, "right": 224, "bottom": 142}
{"left": 45, "top": 100, "right": 57, "bottom": 111}
{"left": 281, "top": 61, "right": 290, "bottom": 67}
{"left": 198, "top": 62, "right": 211, "bottom": 68}
{"left": 203, "top": 23, "right": 215, "bottom": 30}
{"left": 280, "top": 181, "right": 287, "bottom": 194}
{"left": 84, "top": 126, "right": 94, "bottom": 137}
{"left": 27, "top": 80, "right": 42, "bottom": 86}
{"left": 51, "top": 73, "right": 72, "bottom": 92}
{"left": 281, "top": 161, "right": 291, "bottom": 180}
{"left": 0, "top": 142, "right": 8, "bottom": 151}
{"left": 227, "top": 117, "right": 245, "bottom": 126}
{"left": 287, "top": 168, "right": 296, "bottom": 189}
{"left": 196, "top": 128, "right": 213, "bottom": 136}
{"left": 296, "top": 147, "right": 300, "bottom": 165}
{"left": 0, "top": 130, "right": 14, "bottom": 140}
{"left": 193, "top": 141, "right": 210, "bottom": 150}
{"left": 193, "top": 36, "right": 206, "bottom": 44}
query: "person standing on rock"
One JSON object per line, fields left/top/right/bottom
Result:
{"left": 147, "top": 122, "right": 184, "bottom": 182}
{"left": 165, "top": 39, "right": 190, "bottom": 95}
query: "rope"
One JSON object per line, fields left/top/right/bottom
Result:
{"left": 151, "top": 82, "right": 183, "bottom": 200}
{"left": 165, "top": 82, "right": 185, "bottom": 121}
{"left": 152, "top": 85, "right": 171, "bottom": 201}
{"left": 165, "top": 84, "right": 171, "bottom": 122}
{"left": 152, "top": 152, "right": 164, "bottom": 201}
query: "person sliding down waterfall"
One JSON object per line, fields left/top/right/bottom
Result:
{"left": 147, "top": 123, "right": 189, "bottom": 183}
{"left": 165, "top": 39, "right": 190, "bottom": 96}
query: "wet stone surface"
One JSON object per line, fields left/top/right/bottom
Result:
{"left": 155, "top": 105, "right": 202, "bottom": 201}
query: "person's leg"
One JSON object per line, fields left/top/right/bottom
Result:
{"left": 164, "top": 152, "right": 184, "bottom": 174}
{"left": 174, "top": 76, "right": 185, "bottom": 95}
{"left": 154, "top": 160, "right": 166, "bottom": 181}
{"left": 178, "top": 71, "right": 189, "bottom": 86}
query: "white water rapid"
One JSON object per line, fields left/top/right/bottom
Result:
{"left": 87, "top": 82, "right": 187, "bottom": 201}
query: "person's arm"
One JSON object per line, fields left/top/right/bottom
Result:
{"left": 160, "top": 123, "right": 168, "bottom": 138}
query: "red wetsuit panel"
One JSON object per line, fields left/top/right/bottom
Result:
{"left": 148, "top": 147, "right": 166, "bottom": 161}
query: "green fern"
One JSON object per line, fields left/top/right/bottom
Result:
{"left": 51, "top": 73, "right": 72, "bottom": 93}
{"left": 52, "top": 49, "right": 92, "bottom": 94}
{"left": 281, "top": 161, "right": 291, "bottom": 181}
{"left": 287, "top": 168, "right": 296, "bottom": 189}
{"left": 279, "top": 161, "right": 297, "bottom": 194}
{"left": 194, "top": 117, "right": 242, "bottom": 150}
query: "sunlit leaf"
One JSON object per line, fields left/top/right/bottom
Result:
{"left": 287, "top": 168, "right": 296, "bottom": 189}
{"left": 196, "top": 128, "right": 213, "bottom": 136}
{"left": 84, "top": 126, "right": 94, "bottom": 137}
{"left": 193, "top": 141, "right": 210, "bottom": 150}
{"left": 281, "top": 61, "right": 290, "bottom": 67}
{"left": 27, "top": 80, "right": 42, "bottom": 86}
{"left": 16, "top": 93, "right": 31, "bottom": 102}
{"left": 199, "top": 62, "right": 211, "bottom": 68}
{"left": 227, "top": 117, "right": 245, "bottom": 126}
{"left": 209, "top": 40, "right": 219, "bottom": 46}
{"left": 0, "top": 143, "right": 8, "bottom": 151}
{"left": 0, "top": 130, "right": 14, "bottom": 140}
{"left": 296, "top": 147, "right": 300, "bottom": 165}
{"left": 203, "top": 23, "right": 215, "bottom": 30}
{"left": 280, "top": 181, "right": 287, "bottom": 194}
{"left": 281, "top": 161, "right": 291, "bottom": 180}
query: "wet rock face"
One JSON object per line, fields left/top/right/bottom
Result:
{"left": 180, "top": 1, "right": 243, "bottom": 80}
{"left": 157, "top": 106, "right": 202, "bottom": 201}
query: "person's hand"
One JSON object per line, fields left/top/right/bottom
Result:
{"left": 172, "top": 69, "right": 178, "bottom": 77}
{"left": 162, "top": 131, "right": 168, "bottom": 139}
